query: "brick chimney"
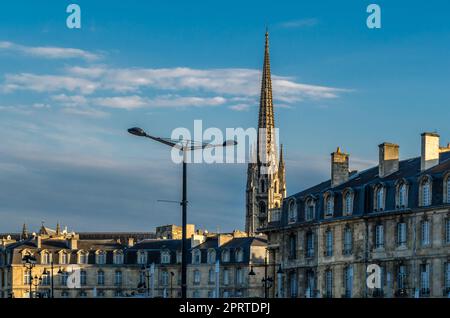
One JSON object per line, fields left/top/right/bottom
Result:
{"left": 378, "top": 142, "right": 399, "bottom": 178}
{"left": 421, "top": 132, "right": 440, "bottom": 171}
{"left": 331, "top": 147, "right": 349, "bottom": 187}
{"left": 35, "top": 235, "right": 42, "bottom": 249}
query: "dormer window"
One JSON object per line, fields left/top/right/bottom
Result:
{"left": 96, "top": 251, "right": 106, "bottom": 265}
{"left": 305, "top": 198, "right": 315, "bottom": 221}
{"left": 288, "top": 200, "right": 297, "bottom": 223}
{"left": 397, "top": 182, "right": 408, "bottom": 208}
{"left": 374, "top": 185, "right": 385, "bottom": 211}
{"left": 113, "top": 251, "right": 124, "bottom": 265}
{"left": 60, "top": 251, "right": 69, "bottom": 265}
{"left": 137, "top": 250, "right": 147, "bottom": 265}
{"left": 221, "top": 249, "right": 230, "bottom": 262}
{"left": 41, "top": 251, "right": 50, "bottom": 265}
{"left": 207, "top": 249, "right": 216, "bottom": 264}
{"left": 161, "top": 250, "right": 171, "bottom": 264}
{"left": 343, "top": 189, "right": 354, "bottom": 215}
{"left": 324, "top": 193, "right": 334, "bottom": 217}
{"left": 444, "top": 173, "right": 450, "bottom": 204}
{"left": 78, "top": 251, "right": 88, "bottom": 264}
{"left": 419, "top": 176, "right": 432, "bottom": 207}
{"left": 192, "top": 249, "right": 201, "bottom": 265}
{"left": 235, "top": 248, "right": 244, "bottom": 262}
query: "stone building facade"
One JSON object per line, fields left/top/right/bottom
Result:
{"left": 0, "top": 224, "right": 268, "bottom": 298}
{"left": 260, "top": 134, "right": 450, "bottom": 298}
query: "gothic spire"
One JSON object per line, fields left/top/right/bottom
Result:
{"left": 257, "top": 31, "right": 276, "bottom": 165}
{"left": 279, "top": 144, "right": 284, "bottom": 167}
{"left": 22, "top": 223, "right": 28, "bottom": 240}
{"left": 56, "top": 222, "right": 61, "bottom": 235}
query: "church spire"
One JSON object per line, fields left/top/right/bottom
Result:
{"left": 257, "top": 31, "right": 276, "bottom": 164}
{"left": 22, "top": 223, "right": 28, "bottom": 240}
{"left": 56, "top": 222, "right": 61, "bottom": 235}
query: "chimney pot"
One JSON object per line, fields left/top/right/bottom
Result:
{"left": 331, "top": 147, "right": 349, "bottom": 187}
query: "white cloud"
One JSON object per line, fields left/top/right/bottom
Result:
{"left": 229, "top": 103, "right": 252, "bottom": 111}
{"left": 0, "top": 41, "right": 100, "bottom": 61}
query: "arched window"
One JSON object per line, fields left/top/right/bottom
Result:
{"left": 78, "top": 250, "right": 88, "bottom": 264}
{"left": 419, "top": 176, "right": 432, "bottom": 207}
{"left": 305, "top": 198, "right": 315, "bottom": 221}
{"left": 374, "top": 185, "right": 385, "bottom": 211}
{"left": 343, "top": 226, "right": 353, "bottom": 255}
{"left": 343, "top": 190, "right": 353, "bottom": 215}
{"left": 96, "top": 251, "right": 106, "bottom": 265}
{"left": 222, "top": 249, "right": 230, "bottom": 262}
{"left": 288, "top": 200, "right": 297, "bottom": 222}
{"left": 274, "top": 180, "right": 279, "bottom": 193}
{"left": 41, "top": 251, "right": 50, "bottom": 265}
{"left": 207, "top": 249, "right": 216, "bottom": 264}
{"left": 137, "top": 250, "right": 147, "bottom": 265}
{"left": 397, "top": 183, "right": 408, "bottom": 208}
{"left": 160, "top": 250, "right": 171, "bottom": 264}
{"left": 444, "top": 173, "right": 450, "bottom": 204}
{"left": 113, "top": 250, "right": 124, "bottom": 265}
{"left": 192, "top": 249, "right": 201, "bottom": 265}
{"left": 325, "top": 194, "right": 334, "bottom": 217}
{"left": 260, "top": 180, "right": 266, "bottom": 193}
{"left": 235, "top": 248, "right": 244, "bottom": 262}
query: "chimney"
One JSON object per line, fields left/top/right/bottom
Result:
{"left": 421, "top": 132, "right": 440, "bottom": 171}
{"left": 35, "top": 236, "right": 42, "bottom": 249}
{"left": 378, "top": 143, "right": 399, "bottom": 178}
{"left": 69, "top": 237, "right": 78, "bottom": 250}
{"left": 331, "top": 147, "right": 349, "bottom": 187}
{"left": 127, "top": 237, "right": 135, "bottom": 247}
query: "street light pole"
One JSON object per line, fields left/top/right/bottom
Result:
{"left": 128, "top": 127, "right": 237, "bottom": 299}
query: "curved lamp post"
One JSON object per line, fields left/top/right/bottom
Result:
{"left": 128, "top": 127, "right": 237, "bottom": 299}
{"left": 22, "top": 255, "right": 37, "bottom": 299}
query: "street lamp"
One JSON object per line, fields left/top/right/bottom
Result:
{"left": 141, "top": 265, "right": 151, "bottom": 297}
{"left": 22, "top": 255, "right": 37, "bottom": 299}
{"left": 42, "top": 262, "right": 55, "bottom": 298}
{"left": 248, "top": 251, "right": 283, "bottom": 298}
{"left": 128, "top": 126, "right": 237, "bottom": 299}
{"left": 31, "top": 275, "right": 42, "bottom": 298}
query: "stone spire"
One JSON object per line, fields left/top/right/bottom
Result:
{"left": 56, "top": 222, "right": 61, "bottom": 236}
{"left": 22, "top": 223, "right": 28, "bottom": 240}
{"left": 257, "top": 31, "right": 276, "bottom": 165}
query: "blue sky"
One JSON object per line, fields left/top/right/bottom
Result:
{"left": 0, "top": 0, "right": 449, "bottom": 233}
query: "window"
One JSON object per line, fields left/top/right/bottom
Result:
{"left": 78, "top": 251, "right": 88, "bottom": 264}
{"left": 97, "top": 270, "right": 105, "bottom": 285}
{"left": 305, "top": 199, "right": 315, "bottom": 221}
{"left": 235, "top": 249, "right": 244, "bottom": 262}
{"left": 176, "top": 251, "right": 182, "bottom": 264}
{"left": 306, "top": 232, "right": 315, "bottom": 257}
{"left": 41, "top": 272, "right": 50, "bottom": 286}
{"left": 344, "top": 191, "right": 353, "bottom": 215}
{"left": 192, "top": 249, "right": 201, "bottom": 265}
{"left": 288, "top": 200, "right": 297, "bottom": 222}
{"left": 161, "top": 251, "right": 170, "bottom": 264}
{"left": 305, "top": 270, "right": 315, "bottom": 298}
{"left": 23, "top": 271, "right": 30, "bottom": 285}
{"left": 288, "top": 234, "right": 297, "bottom": 259}
{"left": 344, "top": 266, "right": 353, "bottom": 298}
{"left": 289, "top": 272, "right": 298, "bottom": 298}
{"left": 445, "top": 177, "right": 450, "bottom": 203}
{"left": 445, "top": 262, "right": 450, "bottom": 292}
{"left": 41, "top": 252, "right": 50, "bottom": 265}
{"left": 208, "top": 269, "right": 215, "bottom": 284}
{"left": 325, "top": 195, "right": 334, "bottom": 217}
{"left": 325, "top": 229, "right": 333, "bottom": 257}
{"left": 325, "top": 270, "right": 333, "bottom": 298}
{"left": 137, "top": 251, "right": 147, "bottom": 265}
{"left": 161, "top": 271, "right": 169, "bottom": 286}
{"left": 60, "top": 252, "right": 68, "bottom": 265}
{"left": 420, "top": 264, "right": 430, "bottom": 296}
{"left": 445, "top": 219, "right": 450, "bottom": 244}
{"left": 422, "top": 180, "right": 431, "bottom": 207}
{"left": 421, "top": 220, "right": 430, "bottom": 247}
{"left": 193, "top": 270, "right": 201, "bottom": 285}
{"left": 223, "top": 269, "right": 230, "bottom": 285}
{"left": 113, "top": 251, "right": 124, "bottom": 265}
{"left": 260, "top": 179, "right": 265, "bottom": 193}
{"left": 343, "top": 227, "right": 353, "bottom": 255}
{"left": 397, "top": 265, "right": 407, "bottom": 290}
{"left": 115, "top": 271, "right": 122, "bottom": 286}
{"left": 236, "top": 268, "right": 244, "bottom": 285}
{"left": 397, "top": 222, "right": 407, "bottom": 247}
{"left": 80, "top": 270, "right": 87, "bottom": 286}
{"left": 207, "top": 249, "right": 216, "bottom": 264}
{"left": 79, "top": 291, "right": 87, "bottom": 297}
{"left": 60, "top": 271, "right": 68, "bottom": 286}
{"left": 375, "top": 186, "right": 385, "bottom": 211}
{"left": 222, "top": 250, "right": 230, "bottom": 262}
{"left": 96, "top": 251, "right": 106, "bottom": 265}
{"left": 259, "top": 201, "right": 266, "bottom": 215}
{"left": 375, "top": 224, "right": 384, "bottom": 249}
{"left": 398, "top": 183, "right": 407, "bottom": 208}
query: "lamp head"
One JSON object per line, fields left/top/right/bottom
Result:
{"left": 128, "top": 127, "right": 147, "bottom": 137}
